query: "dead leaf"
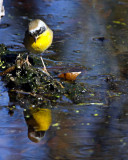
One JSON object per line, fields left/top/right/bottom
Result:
{"left": 58, "top": 72, "right": 81, "bottom": 81}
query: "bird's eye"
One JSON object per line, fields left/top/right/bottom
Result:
{"left": 29, "top": 32, "right": 33, "bottom": 37}
{"left": 39, "top": 27, "right": 46, "bottom": 34}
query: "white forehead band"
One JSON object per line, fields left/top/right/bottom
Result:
{"left": 30, "top": 20, "right": 47, "bottom": 34}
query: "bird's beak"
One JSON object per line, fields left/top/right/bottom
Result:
{"left": 34, "top": 37, "right": 37, "bottom": 43}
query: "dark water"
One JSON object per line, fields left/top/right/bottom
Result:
{"left": 1, "top": 0, "right": 128, "bottom": 159}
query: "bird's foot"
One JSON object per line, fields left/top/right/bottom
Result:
{"left": 24, "top": 55, "right": 31, "bottom": 66}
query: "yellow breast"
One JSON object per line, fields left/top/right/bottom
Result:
{"left": 24, "top": 28, "right": 53, "bottom": 54}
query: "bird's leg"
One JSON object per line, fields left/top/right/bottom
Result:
{"left": 24, "top": 53, "right": 31, "bottom": 66}
{"left": 40, "top": 56, "right": 50, "bottom": 76}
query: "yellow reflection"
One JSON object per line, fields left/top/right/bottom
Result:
{"left": 24, "top": 108, "right": 52, "bottom": 143}
{"left": 32, "top": 108, "right": 52, "bottom": 131}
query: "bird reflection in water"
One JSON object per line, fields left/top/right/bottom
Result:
{"left": 24, "top": 107, "right": 52, "bottom": 143}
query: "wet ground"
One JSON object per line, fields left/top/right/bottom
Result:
{"left": 1, "top": 0, "right": 128, "bottom": 159}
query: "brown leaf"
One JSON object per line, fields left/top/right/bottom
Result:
{"left": 58, "top": 72, "right": 81, "bottom": 81}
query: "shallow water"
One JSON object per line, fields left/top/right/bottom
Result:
{"left": 1, "top": 0, "right": 128, "bottom": 159}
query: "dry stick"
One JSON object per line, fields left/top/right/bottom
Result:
{"left": 0, "top": 65, "right": 15, "bottom": 76}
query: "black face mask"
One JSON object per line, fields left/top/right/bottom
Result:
{"left": 29, "top": 26, "right": 46, "bottom": 37}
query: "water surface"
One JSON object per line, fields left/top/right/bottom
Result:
{"left": 1, "top": 0, "right": 128, "bottom": 159}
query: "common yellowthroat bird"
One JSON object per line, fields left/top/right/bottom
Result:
{"left": 24, "top": 19, "right": 53, "bottom": 73}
